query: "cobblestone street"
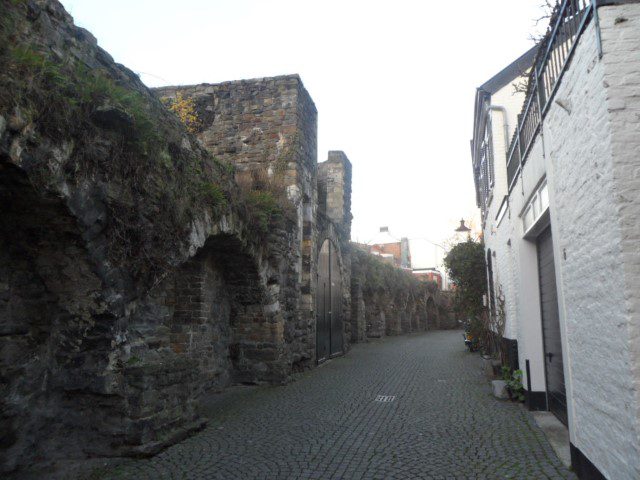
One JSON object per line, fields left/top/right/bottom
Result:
{"left": 104, "top": 331, "right": 575, "bottom": 480}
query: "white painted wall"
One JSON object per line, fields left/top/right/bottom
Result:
{"left": 480, "top": 5, "right": 640, "bottom": 478}
{"left": 483, "top": 79, "right": 549, "bottom": 393}
{"left": 482, "top": 81, "right": 527, "bottom": 344}
{"left": 543, "top": 6, "right": 640, "bottom": 479}
{"left": 600, "top": 7, "right": 640, "bottom": 464}
{"left": 488, "top": 6, "right": 640, "bottom": 478}
{"left": 507, "top": 133, "right": 549, "bottom": 395}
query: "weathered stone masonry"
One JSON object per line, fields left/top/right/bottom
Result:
{"left": 0, "top": 1, "right": 448, "bottom": 475}
{"left": 0, "top": 1, "right": 354, "bottom": 472}
{"left": 155, "top": 77, "right": 336, "bottom": 372}
{"left": 349, "top": 247, "right": 450, "bottom": 342}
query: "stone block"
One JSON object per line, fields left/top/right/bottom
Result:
{"left": 492, "top": 380, "right": 508, "bottom": 399}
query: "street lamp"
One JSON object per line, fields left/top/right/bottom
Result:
{"left": 411, "top": 219, "right": 471, "bottom": 290}
{"left": 455, "top": 218, "right": 471, "bottom": 233}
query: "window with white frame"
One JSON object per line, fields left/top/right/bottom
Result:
{"left": 522, "top": 181, "right": 549, "bottom": 233}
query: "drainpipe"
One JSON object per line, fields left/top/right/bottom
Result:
{"left": 487, "top": 105, "right": 510, "bottom": 154}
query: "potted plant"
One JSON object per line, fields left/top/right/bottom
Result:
{"left": 503, "top": 368, "right": 525, "bottom": 402}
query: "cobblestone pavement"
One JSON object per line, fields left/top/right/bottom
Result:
{"left": 103, "top": 331, "right": 576, "bottom": 480}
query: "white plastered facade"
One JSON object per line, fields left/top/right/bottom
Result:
{"left": 478, "top": 5, "right": 640, "bottom": 478}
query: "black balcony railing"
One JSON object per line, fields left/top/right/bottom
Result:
{"left": 506, "top": 0, "right": 593, "bottom": 191}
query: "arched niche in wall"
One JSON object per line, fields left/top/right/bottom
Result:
{"left": 0, "top": 164, "right": 118, "bottom": 469}
{"left": 426, "top": 296, "right": 438, "bottom": 330}
{"left": 170, "top": 233, "right": 277, "bottom": 387}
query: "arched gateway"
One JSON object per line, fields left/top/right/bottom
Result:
{"left": 316, "top": 239, "right": 343, "bottom": 363}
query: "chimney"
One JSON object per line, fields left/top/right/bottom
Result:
{"left": 380, "top": 226, "right": 389, "bottom": 232}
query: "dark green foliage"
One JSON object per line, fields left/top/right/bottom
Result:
{"left": 504, "top": 368, "right": 525, "bottom": 402}
{"left": 74, "top": 65, "right": 159, "bottom": 152}
{"left": 214, "top": 158, "right": 235, "bottom": 176}
{"left": 0, "top": 3, "right": 239, "bottom": 286}
{"left": 199, "top": 182, "right": 227, "bottom": 210}
{"left": 2, "top": 44, "right": 159, "bottom": 152}
{"left": 444, "top": 238, "right": 487, "bottom": 318}
{"left": 244, "top": 190, "right": 281, "bottom": 232}
{"left": 352, "top": 248, "right": 436, "bottom": 296}
{"left": 7, "top": 46, "right": 67, "bottom": 86}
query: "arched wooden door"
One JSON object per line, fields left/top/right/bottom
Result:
{"left": 316, "top": 239, "right": 343, "bottom": 363}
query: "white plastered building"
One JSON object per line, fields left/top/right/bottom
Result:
{"left": 471, "top": 2, "right": 640, "bottom": 479}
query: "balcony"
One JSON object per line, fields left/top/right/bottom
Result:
{"left": 506, "top": 0, "right": 594, "bottom": 191}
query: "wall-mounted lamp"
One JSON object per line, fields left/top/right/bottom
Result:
{"left": 455, "top": 218, "right": 471, "bottom": 233}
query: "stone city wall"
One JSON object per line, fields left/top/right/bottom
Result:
{"left": 154, "top": 79, "right": 355, "bottom": 371}
{"left": 0, "top": 0, "right": 448, "bottom": 476}
{"left": 0, "top": 1, "right": 355, "bottom": 473}
{"left": 349, "top": 247, "right": 450, "bottom": 341}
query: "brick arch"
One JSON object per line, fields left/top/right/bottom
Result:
{"left": 170, "top": 233, "right": 284, "bottom": 387}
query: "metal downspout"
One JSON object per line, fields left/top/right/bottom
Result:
{"left": 487, "top": 105, "right": 510, "bottom": 154}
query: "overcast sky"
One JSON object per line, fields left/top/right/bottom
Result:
{"left": 59, "top": 0, "right": 545, "bottom": 269}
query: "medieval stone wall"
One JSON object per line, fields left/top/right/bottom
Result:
{"left": 318, "top": 151, "right": 352, "bottom": 238}
{"left": 0, "top": 1, "right": 292, "bottom": 472}
{"left": 154, "top": 79, "right": 341, "bottom": 371}
{"left": 349, "top": 247, "right": 444, "bottom": 340}
{"left": 0, "top": 1, "right": 448, "bottom": 476}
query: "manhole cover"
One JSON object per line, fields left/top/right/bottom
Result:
{"left": 374, "top": 395, "right": 396, "bottom": 403}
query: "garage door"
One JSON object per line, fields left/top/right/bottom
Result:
{"left": 536, "top": 226, "right": 567, "bottom": 426}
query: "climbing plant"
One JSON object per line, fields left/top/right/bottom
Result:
{"left": 165, "top": 92, "right": 201, "bottom": 133}
{"left": 443, "top": 238, "right": 487, "bottom": 319}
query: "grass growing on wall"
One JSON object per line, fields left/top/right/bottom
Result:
{"left": 352, "top": 247, "right": 437, "bottom": 296}
{"left": 0, "top": 2, "right": 242, "bottom": 286}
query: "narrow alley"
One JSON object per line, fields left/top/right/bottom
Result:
{"left": 103, "top": 331, "right": 574, "bottom": 480}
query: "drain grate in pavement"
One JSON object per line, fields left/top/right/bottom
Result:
{"left": 374, "top": 395, "right": 396, "bottom": 403}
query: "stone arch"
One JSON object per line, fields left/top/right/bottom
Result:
{"left": 415, "top": 293, "right": 428, "bottom": 331}
{"left": 169, "top": 233, "right": 281, "bottom": 388}
{"left": 379, "top": 290, "right": 393, "bottom": 336}
{"left": 398, "top": 290, "right": 412, "bottom": 334}
{"left": 364, "top": 286, "right": 386, "bottom": 338}
{"left": 426, "top": 296, "right": 438, "bottom": 330}
{"left": 387, "top": 290, "right": 404, "bottom": 335}
{"left": 349, "top": 279, "right": 366, "bottom": 343}
{"left": 407, "top": 295, "right": 418, "bottom": 332}
{"left": 0, "top": 160, "right": 289, "bottom": 470}
{"left": 0, "top": 164, "right": 119, "bottom": 471}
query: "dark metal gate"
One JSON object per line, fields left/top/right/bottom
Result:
{"left": 537, "top": 226, "right": 568, "bottom": 425}
{"left": 316, "top": 239, "right": 343, "bottom": 363}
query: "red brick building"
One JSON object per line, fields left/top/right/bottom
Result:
{"left": 412, "top": 268, "right": 443, "bottom": 290}
{"left": 368, "top": 227, "right": 411, "bottom": 268}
